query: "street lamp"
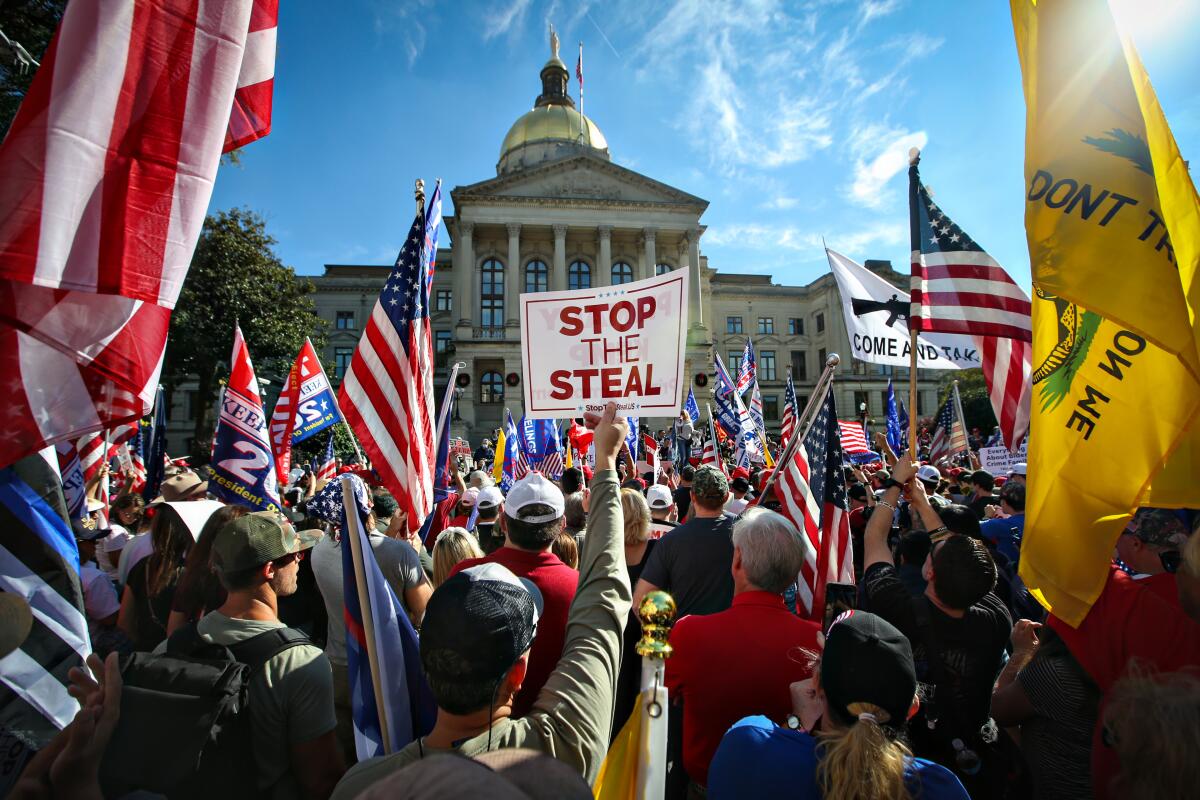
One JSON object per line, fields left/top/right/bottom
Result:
{"left": 453, "top": 386, "right": 464, "bottom": 420}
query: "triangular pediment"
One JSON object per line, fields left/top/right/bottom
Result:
{"left": 453, "top": 153, "right": 708, "bottom": 210}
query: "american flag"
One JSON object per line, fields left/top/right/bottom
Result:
{"left": 735, "top": 337, "right": 757, "bottom": 394}
{"left": 908, "top": 159, "right": 1031, "bottom": 449}
{"left": 837, "top": 420, "right": 871, "bottom": 458}
{"left": 76, "top": 432, "right": 109, "bottom": 525}
{"left": 541, "top": 431, "right": 565, "bottom": 481}
{"left": 317, "top": 432, "right": 337, "bottom": 481}
{"left": 928, "top": 395, "right": 969, "bottom": 462}
{"left": 775, "top": 389, "right": 852, "bottom": 619}
{"left": 702, "top": 415, "right": 726, "bottom": 474}
{"left": 780, "top": 370, "right": 799, "bottom": 448}
{"left": 338, "top": 204, "right": 436, "bottom": 537}
{"left": 0, "top": 1, "right": 276, "bottom": 469}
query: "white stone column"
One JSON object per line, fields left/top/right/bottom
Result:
{"left": 688, "top": 228, "right": 704, "bottom": 328}
{"left": 506, "top": 223, "right": 521, "bottom": 327}
{"left": 552, "top": 224, "right": 568, "bottom": 290}
{"left": 641, "top": 227, "right": 657, "bottom": 282}
{"left": 456, "top": 220, "right": 475, "bottom": 328}
{"left": 596, "top": 225, "right": 612, "bottom": 287}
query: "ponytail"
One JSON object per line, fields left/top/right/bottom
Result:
{"left": 816, "top": 702, "right": 911, "bottom": 800}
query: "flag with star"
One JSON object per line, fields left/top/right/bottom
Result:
{"left": 338, "top": 199, "right": 436, "bottom": 536}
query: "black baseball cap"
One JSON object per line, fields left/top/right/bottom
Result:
{"left": 421, "top": 564, "right": 544, "bottom": 685}
{"left": 821, "top": 610, "right": 916, "bottom": 728}
{"left": 72, "top": 517, "right": 109, "bottom": 541}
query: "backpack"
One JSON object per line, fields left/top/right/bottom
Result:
{"left": 100, "top": 622, "right": 311, "bottom": 800}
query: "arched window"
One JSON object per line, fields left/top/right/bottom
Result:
{"left": 480, "top": 371, "right": 503, "bottom": 404}
{"left": 611, "top": 262, "right": 633, "bottom": 285}
{"left": 656, "top": 263, "right": 673, "bottom": 275}
{"left": 480, "top": 259, "right": 504, "bottom": 327}
{"left": 569, "top": 260, "right": 592, "bottom": 290}
{"left": 525, "top": 260, "right": 548, "bottom": 293}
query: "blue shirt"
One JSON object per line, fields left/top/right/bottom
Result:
{"left": 980, "top": 513, "right": 1025, "bottom": 565}
{"left": 708, "top": 716, "right": 969, "bottom": 800}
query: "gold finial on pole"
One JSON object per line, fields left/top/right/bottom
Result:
{"left": 414, "top": 179, "right": 426, "bottom": 216}
{"left": 636, "top": 591, "right": 677, "bottom": 660}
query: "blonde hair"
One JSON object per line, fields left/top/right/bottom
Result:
{"left": 620, "top": 489, "right": 651, "bottom": 545}
{"left": 813, "top": 664, "right": 912, "bottom": 800}
{"left": 551, "top": 530, "right": 579, "bottom": 569}
{"left": 1105, "top": 665, "right": 1200, "bottom": 800}
{"left": 431, "top": 527, "right": 482, "bottom": 587}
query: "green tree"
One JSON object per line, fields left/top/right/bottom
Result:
{"left": 165, "top": 208, "right": 325, "bottom": 461}
{"left": 1, "top": 1, "right": 67, "bottom": 135}
{"left": 938, "top": 368, "right": 997, "bottom": 434}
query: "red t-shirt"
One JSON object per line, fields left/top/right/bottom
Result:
{"left": 423, "top": 492, "right": 461, "bottom": 548}
{"left": 1049, "top": 565, "right": 1200, "bottom": 799}
{"left": 664, "top": 591, "right": 821, "bottom": 786}
{"left": 450, "top": 546, "right": 579, "bottom": 717}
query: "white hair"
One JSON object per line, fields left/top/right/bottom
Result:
{"left": 732, "top": 507, "right": 812, "bottom": 593}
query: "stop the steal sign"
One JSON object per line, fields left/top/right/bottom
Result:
{"left": 521, "top": 269, "right": 689, "bottom": 419}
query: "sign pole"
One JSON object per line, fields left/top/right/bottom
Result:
{"left": 756, "top": 353, "right": 840, "bottom": 504}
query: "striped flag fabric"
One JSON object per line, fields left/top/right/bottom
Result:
{"left": 422, "top": 181, "right": 444, "bottom": 282}
{"left": 225, "top": 0, "right": 278, "bottom": 151}
{"left": 775, "top": 389, "right": 851, "bottom": 618}
{"left": 780, "top": 371, "right": 799, "bottom": 448}
{"left": 908, "top": 158, "right": 1032, "bottom": 449}
{"left": 54, "top": 441, "right": 86, "bottom": 520}
{"left": 338, "top": 475, "right": 435, "bottom": 759}
{"left": 735, "top": 337, "right": 757, "bottom": 394}
{"left": 541, "top": 432, "right": 565, "bottom": 481}
{"left": 338, "top": 204, "right": 436, "bottom": 537}
{"left": 0, "top": 1, "right": 276, "bottom": 469}
{"left": 702, "top": 415, "right": 725, "bottom": 475}
{"left": 837, "top": 420, "right": 871, "bottom": 458}
{"left": 928, "top": 396, "right": 969, "bottom": 463}
{"left": 0, "top": 457, "right": 90, "bottom": 748}
{"left": 77, "top": 432, "right": 109, "bottom": 525}
{"left": 317, "top": 433, "right": 337, "bottom": 481}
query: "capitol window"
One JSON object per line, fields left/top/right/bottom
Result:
{"left": 727, "top": 316, "right": 743, "bottom": 334}
{"left": 526, "top": 260, "right": 548, "bottom": 293}
{"left": 758, "top": 317, "right": 774, "bottom": 335}
{"left": 434, "top": 289, "right": 452, "bottom": 312}
{"left": 788, "top": 317, "right": 804, "bottom": 335}
{"left": 480, "top": 371, "right": 504, "bottom": 404}
{"left": 480, "top": 258, "right": 505, "bottom": 327}
{"left": 656, "top": 263, "right": 673, "bottom": 275}
{"left": 611, "top": 262, "right": 633, "bottom": 285}
{"left": 569, "top": 260, "right": 591, "bottom": 290}
{"left": 760, "top": 350, "right": 777, "bottom": 381}
{"left": 335, "top": 311, "right": 355, "bottom": 330}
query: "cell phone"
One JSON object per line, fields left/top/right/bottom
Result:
{"left": 823, "top": 582, "right": 858, "bottom": 634}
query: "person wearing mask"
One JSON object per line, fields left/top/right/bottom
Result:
{"left": 708, "top": 611, "right": 968, "bottom": 799}
{"left": 634, "top": 465, "right": 735, "bottom": 617}
{"left": 666, "top": 508, "right": 821, "bottom": 794}
{"left": 330, "top": 403, "right": 630, "bottom": 798}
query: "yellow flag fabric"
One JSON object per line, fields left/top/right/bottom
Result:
{"left": 759, "top": 431, "right": 775, "bottom": 468}
{"left": 565, "top": 442, "right": 573, "bottom": 469}
{"left": 592, "top": 693, "right": 646, "bottom": 800}
{"left": 1011, "top": 0, "right": 1200, "bottom": 626}
{"left": 492, "top": 428, "right": 506, "bottom": 484}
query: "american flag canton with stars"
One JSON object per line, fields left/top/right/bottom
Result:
{"left": 382, "top": 214, "right": 433, "bottom": 334}
{"left": 306, "top": 474, "right": 371, "bottom": 526}
{"left": 914, "top": 181, "right": 981, "bottom": 257}
{"left": 803, "top": 391, "right": 847, "bottom": 512}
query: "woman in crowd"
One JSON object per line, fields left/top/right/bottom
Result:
{"left": 431, "top": 527, "right": 483, "bottom": 588}
{"left": 612, "top": 488, "right": 657, "bottom": 733}
{"left": 552, "top": 530, "right": 579, "bottom": 569}
{"left": 564, "top": 490, "right": 588, "bottom": 548}
{"left": 707, "top": 611, "right": 969, "bottom": 799}
{"left": 166, "top": 504, "right": 251, "bottom": 635}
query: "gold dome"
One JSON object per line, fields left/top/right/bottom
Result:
{"left": 499, "top": 104, "right": 608, "bottom": 162}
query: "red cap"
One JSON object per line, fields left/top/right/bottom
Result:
{"left": 994, "top": 476, "right": 1008, "bottom": 487}
{"left": 732, "top": 466, "right": 750, "bottom": 480}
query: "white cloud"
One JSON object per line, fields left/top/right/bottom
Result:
{"left": 858, "top": 0, "right": 903, "bottom": 28}
{"left": 704, "top": 220, "right": 906, "bottom": 260}
{"left": 760, "top": 195, "right": 800, "bottom": 210}
{"left": 483, "top": 0, "right": 533, "bottom": 41}
{"left": 847, "top": 125, "right": 927, "bottom": 208}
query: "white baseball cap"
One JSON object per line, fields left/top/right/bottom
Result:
{"left": 916, "top": 465, "right": 942, "bottom": 484}
{"left": 1009, "top": 462, "right": 1027, "bottom": 476}
{"left": 646, "top": 484, "right": 674, "bottom": 509}
{"left": 477, "top": 486, "right": 504, "bottom": 508}
{"left": 504, "top": 472, "right": 565, "bottom": 523}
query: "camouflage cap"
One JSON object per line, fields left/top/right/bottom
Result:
{"left": 212, "top": 511, "right": 323, "bottom": 574}
{"left": 691, "top": 465, "right": 730, "bottom": 505}
{"left": 1125, "top": 509, "right": 1188, "bottom": 549}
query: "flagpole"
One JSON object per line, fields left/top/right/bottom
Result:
{"left": 757, "top": 353, "right": 840, "bottom": 504}
{"left": 907, "top": 148, "right": 921, "bottom": 456}
{"left": 434, "top": 362, "right": 466, "bottom": 447}
{"left": 341, "top": 475, "right": 393, "bottom": 754}
{"left": 951, "top": 379, "right": 976, "bottom": 467}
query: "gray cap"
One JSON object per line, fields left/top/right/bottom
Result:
{"left": 691, "top": 465, "right": 730, "bottom": 504}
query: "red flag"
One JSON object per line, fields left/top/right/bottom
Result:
{"left": 0, "top": 1, "right": 276, "bottom": 469}
{"left": 269, "top": 338, "right": 326, "bottom": 485}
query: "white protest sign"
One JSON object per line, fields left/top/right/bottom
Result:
{"left": 827, "top": 248, "right": 981, "bottom": 370}
{"left": 978, "top": 442, "right": 1028, "bottom": 473}
{"left": 520, "top": 269, "right": 689, "bottom": 419}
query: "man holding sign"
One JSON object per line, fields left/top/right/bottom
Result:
{"left": 521, "top": 270, "right": 689, "bottom": 418}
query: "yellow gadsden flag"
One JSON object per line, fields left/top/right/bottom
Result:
{"left": 1011, "top": 0, "right": 1200, "bottom": 626}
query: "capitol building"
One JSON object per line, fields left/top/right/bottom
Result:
{"left": 209, "top": 40, "right": 938, "bottom": 450}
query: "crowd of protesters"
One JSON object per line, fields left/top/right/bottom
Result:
{"left": 7, "top": 401, "right": 1200, "bottom": 800}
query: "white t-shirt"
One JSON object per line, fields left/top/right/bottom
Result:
{"left": 117, "top": 532, "right": 154, "bottom": 588}
{"left": 80, "top": 563, "right": 120, "bottom": 623}
{"left": 725, "top": 496, "right": 750, "bottom": 516}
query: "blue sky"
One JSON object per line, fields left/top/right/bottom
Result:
{"left": 209, "top": 0, "right": 1200, "bottom": 289}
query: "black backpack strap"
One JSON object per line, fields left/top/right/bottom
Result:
{"left": 227, "top": 627, "right": 312, "bottom": 675}
{"left": 164, "top": 621, "right": 211, "bottom": 658}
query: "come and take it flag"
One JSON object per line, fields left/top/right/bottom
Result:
{"left": 0, "top": 0, "right": 277, "bottom": 469}
{"left": 338, "top": 202, "right": 436, "bottom": 537}
{"left": 908, "top": 161, "right": 1033, "bottom": 451}
{"left": 270, "top": 338, "right": 343, "bottom": 485}
{"left": 0, "top": 456, "right": 90, "bottom": 749}
{"left": 1012, "top": 0, "right": 1200, "bottom": 625}
{"left": 338, "top": 474, "right": 435, "bottom": 759}
{"left": 928, "top": 395, "right": 969, "bottom": 463}
{"left": 775, "top": 388, "right": 850, "bottom": 618}
{"left": 209, "top": 326, "right": 280, "bottom": 511}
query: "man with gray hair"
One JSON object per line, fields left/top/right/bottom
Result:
{"left": 663, "top": 507, "right": 822, "bottom": 793}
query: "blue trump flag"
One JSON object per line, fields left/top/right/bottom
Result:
{"left": 886, "top": 380, "right": 904, "bottom": 454}
{"left": 625, "top": 417, "right": 640, "bottom": 461}
{"left": 333, "top": 475, "right": 435, "bottom": 759}
{"left": 684, "top": 387, "right": 701, "bottom": 425}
